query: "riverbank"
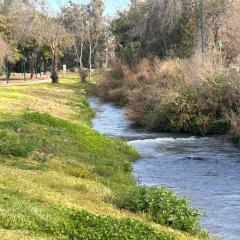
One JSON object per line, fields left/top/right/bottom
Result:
{"left": 0, "top": 74, "right": 204, "bottom": 240}
{"left": 98, "top": 59, "right": 240, "bottom": 138}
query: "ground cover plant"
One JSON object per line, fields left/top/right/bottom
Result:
{"left": 117, "top": 186, "right": 204, "bottom": 235}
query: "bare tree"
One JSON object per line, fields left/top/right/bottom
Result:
{"left": 217, "top": 0, "right": 240, "bottom": 62}
{"left": 60, "top": 2, "right": 87, "bottom": 70}
{"left": 6, "top": 0, "right": 46, "bottom": 79}
{"left": 130, "top": 0, "right": 188, "bottom": 56}
{"left": 36, "top": 16, "right": 72, "bottom": 83}
{"left": 146, "top": 0, "right": 183, "bottom": 31}
{"left": 85, "top": 0, "right": 104, "bottom": 80}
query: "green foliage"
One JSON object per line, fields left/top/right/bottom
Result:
{"left": 68, "top": 211, "right": 174, "bottom": 240}
{"left": 119, "top": 42, "right": 141, "bottom": 66}
{"left": 0, "top": 188, "right": 175, "bottom": 240}
{"left": 22, "top": 112, "right": 69, "bottom": 128}
{"left": 0, "top": 126, "right": 40, "bottom": 157}
{"left": 111, "top": 1, "right": 200, "bottom": 62}
{"left": 118, "top": 186, "right": 204, "bottom": 235}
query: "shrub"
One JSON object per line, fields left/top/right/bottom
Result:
{"left": 65, "top": 165, "right": 93, "bottom": 178}
{"left": 22, "top": 112, "right": 68, "bottom": 128}
{"left": 225, "top": 112, "right": 240, "bottom": 143}
{"left": 98, "top": 54, "right": 240, "bottom": 136}
{"left": 97, "top": 61, "right": 129, "bottom": 105}
{"left": 79, "top": 69, "right": 88, "bottom": 82}
{"left": 117, "top": 186, "right": 204, "bottom": 235}
{"left": 68, "top": 210, "right": 175, "bottom": 240}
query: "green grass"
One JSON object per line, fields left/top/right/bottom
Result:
{"left": 0, "top": 111, "right": 138, "bottom": 190}
{"left": 0, "top": 188, "right": 176, "bottom": 240}
{"left": 0, "top": 74, "right": 205, "bottom": 240}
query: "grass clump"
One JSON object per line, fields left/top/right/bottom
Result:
{"left": 0, "top": 125, "right": 40, "bottom": 158}
{"left": 117, "top": 186, "right": 205, "bottom": 236}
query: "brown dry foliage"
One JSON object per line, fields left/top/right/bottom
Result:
{"left": 98, "top": 51, "right": 240, "bottom": 135}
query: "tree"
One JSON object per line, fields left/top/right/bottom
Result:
{"left": 5, "top": 0, "right": 46, "bottom": 79}
{"left": 0, "top": 36, "right": 14, "bottom": 82}
{"left": 0, "top": 37, "right": 8, "bottom": 65}
{"left": 111, "top": 0, "right": 188, "bottom": 61}
{"left": 86, "top": 0, "right": 104, "bottom": 80}
{"left": 60, "top": 2, "right": 88, "bottom": 70}
{"left": 213, "top": 0, "right": 240, "bottom": 63}
{"left": 36, "top": 16, "right": 72, "bottom": 83}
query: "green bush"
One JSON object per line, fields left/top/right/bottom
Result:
{"left": 118, "top": 186, "right": 203, "bottom": 235}
{"left": 189, "top": 116, "right": 229, "bottom": 135}
{"left": 68, "top": 211, "right": 174, "bottom": 240}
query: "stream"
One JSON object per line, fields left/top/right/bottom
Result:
{"left": 89, "top": 96, "right": 240, "bottom": 240}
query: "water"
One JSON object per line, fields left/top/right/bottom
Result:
{"left": 89, "top": 97, "right": 240, "bottom": 240}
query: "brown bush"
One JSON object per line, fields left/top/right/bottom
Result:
{"left": 79, "top": 70, "right": 88, "bottom": 82}
{"left": 97, "top": 61, "right": 129, "bottom": 106}
{"left": 97, "top": 52, "right": 240, "bottom": 135}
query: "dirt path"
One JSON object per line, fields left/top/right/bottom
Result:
{"left": 0, "top": 79, "right": 51, "bottom": 87}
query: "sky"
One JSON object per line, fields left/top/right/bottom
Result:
{"left": 48, "top": 0, "right": 130, "bottom": 15}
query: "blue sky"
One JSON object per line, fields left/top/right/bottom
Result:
{"left": 48, "top": 0, "right": 130, "bottom": 15}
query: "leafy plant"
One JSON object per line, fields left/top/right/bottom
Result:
{"left": 118, "top": 186, "right": 204, "bottom": 235}
{"left": 0, "top": 188, "right": 175, "bottom": 240}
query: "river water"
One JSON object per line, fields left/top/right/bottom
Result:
{"left": 89, "top": 97, "right": 240, "bottom": 240}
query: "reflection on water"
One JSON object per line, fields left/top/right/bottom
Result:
{"left": 89, "top": 97, "right": 240, "bottom": 240}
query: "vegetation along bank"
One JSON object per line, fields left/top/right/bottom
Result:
{"left": 97, "top": 0, "right": 240, "bottom": 141}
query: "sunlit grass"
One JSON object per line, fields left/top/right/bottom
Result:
{"left": 0, "top": 73, "right": 94, "bottom": 125}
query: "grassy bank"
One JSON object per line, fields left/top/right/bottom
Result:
{"left": 0, "top": 74, "right": 205, "bottom": 240}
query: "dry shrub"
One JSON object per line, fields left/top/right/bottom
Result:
{"left": 97, "top": 60, "right": 129, "bottom": 106}
{"left": 79, "top": 70, "right": 88, "bottom": 82}
{"left": 224, "top": 111, "right": 240, "bottom": 143}
{"left": 98, "top": 52, "right": 240, "bottom": 135}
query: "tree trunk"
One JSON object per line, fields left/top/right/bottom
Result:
{"left": 29, "top": 57, "right": 35, "bottom": 79}
{"left": 80, "top": 40, "right": 83, "bottom": 69}
{"left": 51, "top": 51, "right": 59, "bottom": 84}
{"left": 89, "top": 42, "right": 92, "bottom": 82}
{"left": 161, "top": 33, "right": 167, "bottom": 56}
{"left": 5, "top": 59, "right": 11, "bottom": 83}
{"left": 105, "top": 32, "right": 108, "bottom": 70}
